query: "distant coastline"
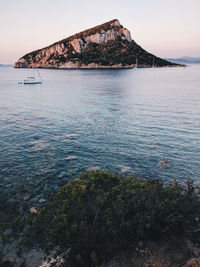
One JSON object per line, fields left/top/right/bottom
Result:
{"left": 166, "top": 56, "right": 200, "bottom": 64}
{"left": 0, "top": 64, "right": 13, "bottom": 67}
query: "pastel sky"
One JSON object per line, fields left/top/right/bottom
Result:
{"left": 1, "top": 0, "right": 200, "bottom": 64}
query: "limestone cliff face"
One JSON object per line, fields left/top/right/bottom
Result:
{"left": 14, "top": 19, "right": 175, "bottom": 69}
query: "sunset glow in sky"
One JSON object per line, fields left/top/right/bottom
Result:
{"left": 1, "top": 0, "right": 200, "bottom": 64}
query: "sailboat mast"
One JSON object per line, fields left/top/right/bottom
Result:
{"left": 37, "top": 69, "right": 42, "bottom": 81}
{"left": 152, "top": 57, "right": 155, "bottom": 67}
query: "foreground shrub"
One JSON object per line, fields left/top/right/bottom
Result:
{"left": 19, "top": 171, "right": 199, "bottom": 266}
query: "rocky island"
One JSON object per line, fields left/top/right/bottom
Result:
{"left": 15, "top": 19, "right": 177, "bottom": 69}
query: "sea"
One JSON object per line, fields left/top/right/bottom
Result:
{"left": 0, "top": 64, "right": 200, "bottom": 220}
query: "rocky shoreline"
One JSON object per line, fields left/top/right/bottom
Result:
{"left": 14, "top": 63, "right": 183, "bottom": 70}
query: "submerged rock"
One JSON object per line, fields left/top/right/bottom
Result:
{"left": 38, "top": 198, "right": 47, "bottom": 204}
{"left": 64, "top": 133, "right": 79, "bottom": 138}
{"left": 86, "top": 166, "right": 100, "bottom": 172}
{"left": 65, "top": 156, "right": 77, "bottom": 161}
{"left": 158, "top": 159, "right": 170, "bottom": 167}
{"left": 117, "top": 165, "right": 131, "bottom": 173}
{"left": 30, "top": 207, "right": 37, "bottom": 214}
{"left": 23, "top": 193, "right": 31, "bottom": 201}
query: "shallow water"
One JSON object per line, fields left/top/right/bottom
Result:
{"left": 0, "top": 65, "right": 200, "bottom": 218}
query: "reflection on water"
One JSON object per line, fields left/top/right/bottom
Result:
{"left": 0, "top": 65, "right": 200, "bottom": 219}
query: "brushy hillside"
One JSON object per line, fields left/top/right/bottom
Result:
{"left": 1, "top": 171, "right": 200, "bottom": 266}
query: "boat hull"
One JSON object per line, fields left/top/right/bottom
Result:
{"left": 23, "top": 81, "right": 42, "bottom": 84}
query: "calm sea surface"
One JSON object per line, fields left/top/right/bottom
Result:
{"left": 0, "top": 65, "right": 200, "bottom": 218}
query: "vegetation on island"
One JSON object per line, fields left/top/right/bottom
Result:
{"left": 21, "top": 38, "right": 174, "bottom": 68}
{"left": 66, "top": 39, "right": 171, "bottom": 67}
{"left": 1, "top": 171, "right": 200, "bottom": 266}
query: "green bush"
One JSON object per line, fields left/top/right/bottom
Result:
{"left": 20, "top": 171, "right": 199, "bottom": 266}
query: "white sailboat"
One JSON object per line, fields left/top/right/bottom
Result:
{"left": 152, "top": 58, "right": 155, "bottom": 68}
{"left": 19, "top": 69, "right": 42, "bottom": 84}
{"left": 135, "top": 57, "right": 138, "bottom": 69}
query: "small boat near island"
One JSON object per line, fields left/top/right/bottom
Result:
{"left": 18, "top": 70, "right": 42, "bottom": 84}
{"left": 152, "top": 57, "right": 155, "bottom": 67}
{"left": 135, "top": 57, "right": 138, "bottom": 69}
{"left": 20, "top": 77, "right": 42, "bottom": 85}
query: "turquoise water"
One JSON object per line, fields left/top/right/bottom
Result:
{"left": 0, "top": 65, "right": 200, "bottom": 219}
